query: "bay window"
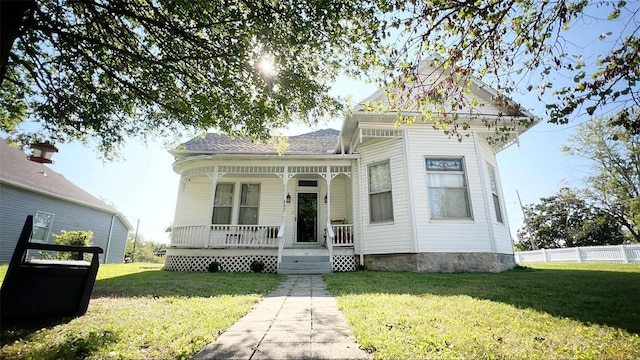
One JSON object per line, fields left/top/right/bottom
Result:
{"left": 426, "top": 158, "right": 472, "bottom": 219}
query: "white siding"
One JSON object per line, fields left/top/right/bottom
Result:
{"left": 173, "top": 175, "right": 212, "bottom": 226}
{"left": 174, "top": 175, "right": 285, "bottom": 227}
{"left": 358, "top": 138, "right": 413, "bottom": 254}
{"left": 329, "top": 175, "right": 348, "bottom": 221}
{"left": 479, "top": 142, "right": 513, "bottom": 254}
{"left": 406, "top": 129, "right": 493, "bottom": 253}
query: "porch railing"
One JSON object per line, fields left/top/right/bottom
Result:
{"left": 330, "top": 224, "right": 354, "bottom": 247}
{"left": 171, "top": 225, "right": 280, "bottom": 248}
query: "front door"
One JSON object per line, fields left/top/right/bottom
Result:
{"left": 296, "top": 193, "right": 318, "bottom": 243}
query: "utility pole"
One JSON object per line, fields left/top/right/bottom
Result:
{"left": 131, "top": 218, "right": 140, "bottom": 262}
{"left": 516, "top": 190, "right": 538, "bottom": 250}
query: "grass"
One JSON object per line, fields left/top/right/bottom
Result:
{"left": 0, "top": 263, "right": 283, "bottom": 360}
{"left": 324, "top": 262, "right": 640, "bottom": 360}
{"left": 2, "top": 262, "right": 639, "bottom": 359}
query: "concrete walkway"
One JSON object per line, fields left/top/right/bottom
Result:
{"left": 191, "top": 275, "right": 370, "bottom": 360}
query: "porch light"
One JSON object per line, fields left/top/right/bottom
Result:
{"left": 324, "top": 194, "right": 327, "bottom": 203}
{"left": 28, "top": 141, "right": 59, "bottom": 164}
{"left": 286, "top": 194, "right": 291, "bottom": 203}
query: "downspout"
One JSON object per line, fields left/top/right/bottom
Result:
{"left": 104, "top": 214, "right": 116, "bottom": 264}
{"left": 356, "top": 157, "right": 364, "bottom": 268}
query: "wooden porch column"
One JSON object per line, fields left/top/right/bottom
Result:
{"left": 281, "top": 167, "right": 289, "bottom": 223}
{"left": 325, "top": 167, "right": 332, "bottom": 224}
{"left": 206, "top": 166, "right": 220, "bottom": 246}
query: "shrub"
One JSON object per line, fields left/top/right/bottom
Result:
{"left": 250, "top": 260, "right": 264, "bottom": 273}
{"left": 52, "top": 230, "right": 93, "bottom": 260}
{"left": 207, "top": 261, "right": 221, "bottom": 273}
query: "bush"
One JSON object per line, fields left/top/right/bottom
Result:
{"left": 52, "top": 230, "right": 93, "bottom": 260}
{"left": 207, "top": 261, "right": 221, "bottom": 273}
{"left": 250, "top": 260, "right": 264, "bottom": 273}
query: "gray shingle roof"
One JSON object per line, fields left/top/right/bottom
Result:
{"left": 181, "top": 128, "right": 340, "bottom": 154}
{"left": 0, "top": 139, "right": 119, "bottom": 213}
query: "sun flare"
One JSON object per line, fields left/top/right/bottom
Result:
{"left": 256, "top": 55, "right": 277, "bottom": 77}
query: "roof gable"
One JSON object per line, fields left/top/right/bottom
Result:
{"left": 0, "top": 140, "right": 123, "bottom": 215}
{"left": 177, "top": 128, "right": 340, "bottom": 155}
{"left": 353, "top": 60, "right": 533, "bottom": 118}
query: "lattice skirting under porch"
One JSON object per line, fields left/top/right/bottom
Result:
{"left": 332, "top": 255, "right": 356, "bottom": 272}
{"left": 165, "top": 255, "right": 278, "bottom": 273}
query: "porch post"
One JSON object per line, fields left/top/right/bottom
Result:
{"left": 282, "top": 167, "right": 289, "bottom": 222}
{"left": 326, "top": 168, "right": 332, "bottom": 228}
{"left": 207, "top": 166, "right": 219, "bottom": 247}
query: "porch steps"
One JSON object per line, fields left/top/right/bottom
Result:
{"left": 278, "top": 248, "right": 332, "bottom": 274}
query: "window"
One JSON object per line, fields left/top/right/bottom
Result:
{"left": 32, "top": 211, "right": 54, "bottom": 242}
{"left": 212, "top": 183, "right": 234, "bottom": 224}
{"left": 238, "top": 184, "right": 260, "bottom": 225}
{"left": 298, "top": 180, "right": 318, "bottom": 187}
{"left": 368, "top": 160, "right": 393, "bottom": 222}
{"left": 426, "top": 158, "right": 471, "bottom": 219}
{"left": 486, "top": 162, "right": 503, "bottom": 223}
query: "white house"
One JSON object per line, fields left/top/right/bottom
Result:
{"left": 164, "top": 63, "right": 538, "bottom": 273}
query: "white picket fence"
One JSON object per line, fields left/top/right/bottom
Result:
{"left": 515, "top": 244, "right": 640, "bottom": 263}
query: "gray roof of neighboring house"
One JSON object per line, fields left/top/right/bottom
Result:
{"left": 180, "top": 128, "right": 340, "bottom": 154}
{"left": 0, "top": 139, "right": 126, "bottom": 217}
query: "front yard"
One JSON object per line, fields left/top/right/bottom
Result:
{"left": 0, "top": 264, "right": 283, "bottom": 359}
{"left": 1, "top": 262, "right": 639, "bottom": 359}
{"left": 324, "top": 262, "right": 640, "bottom": 359}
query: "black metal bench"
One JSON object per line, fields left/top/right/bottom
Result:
{"left": 0, "top": 215, "right": 104, "bottom": 326}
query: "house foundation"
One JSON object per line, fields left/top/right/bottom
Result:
{"left": 364, "top": 252, "right": 516, "bottom": 273}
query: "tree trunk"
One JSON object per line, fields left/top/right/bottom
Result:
{"left": 1, "top": 0, "right": 36, "bottom": 86}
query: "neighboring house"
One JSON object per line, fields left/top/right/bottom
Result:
{"left": 165, "top": 62, "right": 538, "bottom": 273}
{"left": 0, "top": 140, "right": 133, "bottom": 263}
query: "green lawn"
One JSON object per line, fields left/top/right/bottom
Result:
{"left": 2, "top": 262, "right": 639, "bottom": 359}
{"left": 324, "top": 262, "right": 640, "bottom": 359}
{"left": 0, "top": 264, "right": 283, "bottom": 360}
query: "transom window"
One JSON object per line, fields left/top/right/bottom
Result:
{"left": 426, "top": 158, "right": 471, "bottom": 219}
{"left": 298, "top": 180, "right": 318, "bottom": 187}
{"left": 368, "top": 160, "right": 394, "bottom": 222}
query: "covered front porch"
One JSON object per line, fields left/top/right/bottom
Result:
{"left": 165, "top": 160, "right": 359, "bottom": 273}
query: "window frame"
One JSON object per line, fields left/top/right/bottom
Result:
{"left": 238, "top": 183, "right": 260, "bottom": 225}
{"left": 31, "top": 210, "right": 55, "bottom": 243}
{"left": 486, "top": 162, "right": 504, "bottom": 224}
{"left": 212, "top": 183, "right": 234, "bottom": 224}
{"left": 425, "top": 157, "right": 473, "bottom": 220}
{"left": 368, "top": 160, "right": 394, "bottom": 223}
